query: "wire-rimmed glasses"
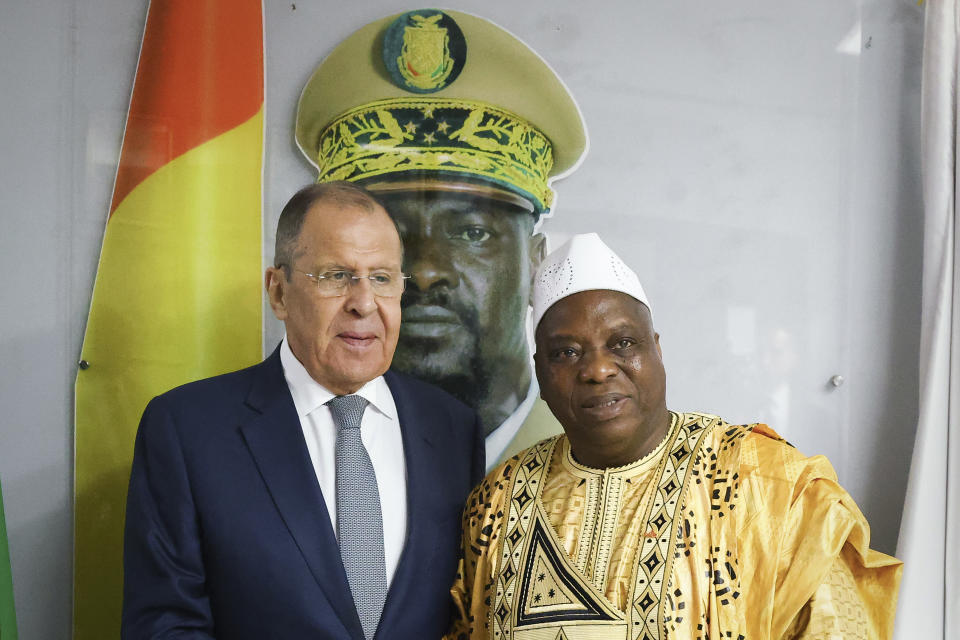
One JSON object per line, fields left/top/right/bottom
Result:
{"left": 287, "top": 267, "right": 410, "bottom": 298}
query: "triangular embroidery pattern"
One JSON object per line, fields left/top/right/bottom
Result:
{"left": 515, "top": 518, "right": 618, "bottom": 626}
{"left": 553, "top": 629, "right": 571, "bottom": 640}
{"left": 526, "top": 555, "right": 577, "bottom": 610}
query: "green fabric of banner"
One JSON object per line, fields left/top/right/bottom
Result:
{"left": 0, "top": 478, "right": 17, "bottom": 640}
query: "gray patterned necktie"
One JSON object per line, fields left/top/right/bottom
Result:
{"left": 327, "top": 394, "right": 387, "bottom": 640}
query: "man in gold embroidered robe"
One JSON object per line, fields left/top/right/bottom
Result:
{"left": 447, "top": 233, "right": 902, "bottom": 640}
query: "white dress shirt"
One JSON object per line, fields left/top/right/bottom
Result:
{"left": 484, "top": 374, "right": 539, "bottom": 470}
{"left": 279, "top": 337, "right": 408, "bottom": 586}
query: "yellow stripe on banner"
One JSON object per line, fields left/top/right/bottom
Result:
{"left": 73, "top": 108, "right": 263, "bottom": 639}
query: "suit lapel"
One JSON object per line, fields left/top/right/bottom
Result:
{"left": 238, "top": 348, "right": 364, "bottom": 639}
{"left": 377, "top": 371, "right": 440, "bottom": 632}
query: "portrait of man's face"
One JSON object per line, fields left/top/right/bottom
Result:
{"left": 290, "top": 8, "right": 587, "bottom": 451}
{"left": 377, "top": 190, "right": 544, "bottom": 434}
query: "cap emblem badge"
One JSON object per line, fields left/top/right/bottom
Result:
{"left": 384, "top": 10, "right": 466, "bottom": 93}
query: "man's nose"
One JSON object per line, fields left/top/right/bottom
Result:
{"left": 343, "top": 277, "right": 378, "bottom": 316}
{"left": 578, "top": 349, "right": 619, "bottom": 384}
{"left": 405, "top": 239, "right": 459, "bottom": 291}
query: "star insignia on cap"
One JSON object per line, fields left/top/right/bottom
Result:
{"left": 421, "top": 105, "right": 436, "bottom": 119}
{"left": 404, "top": 121, "right": 418, "bottom": 134}
{"left": 423, "top": 132, "right": 437, "bottom": 145}
{"left": 436, "top": 120, "right": 450, "bottom": 134}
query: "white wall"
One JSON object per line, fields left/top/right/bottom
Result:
{"left": 0, "top": 2, "right": 146, "bottom": 637}
{"left": 0, "top": 0, "right": 923, "bottom": 637}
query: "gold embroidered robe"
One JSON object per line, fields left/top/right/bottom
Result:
{"left": 447, "top": 412, "right": 902, "bottom": 640}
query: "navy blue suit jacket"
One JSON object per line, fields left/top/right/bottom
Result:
{"left": 122, "top": 347, "right": 484, "bottom": 639}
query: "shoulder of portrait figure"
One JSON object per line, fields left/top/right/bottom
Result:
{"left": 385, "top": 368, "right": 473, "bottom": 414}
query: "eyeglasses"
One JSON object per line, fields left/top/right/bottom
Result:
{"left": 287, "top": 268, "right": 410, "bottom": 298}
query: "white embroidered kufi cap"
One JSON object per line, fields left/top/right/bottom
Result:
{"left": 532, "top": 233, "right": 652, "bottom": 330}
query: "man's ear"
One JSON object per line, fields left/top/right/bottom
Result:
{"left": 528, "top": 232, "right": 547, "bottom": 302}
{"left": 265, "top": 266, "right": 289, "bottom": 321}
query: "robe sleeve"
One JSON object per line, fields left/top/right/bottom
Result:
{"left": 738, "top": 425, "right": 903, "bottom": 640}
{"left": 787, "top": 552, "right": 877, "bottom": 639}
{"left": 447, "top": 503, "right": 477, "bottom": 640}
{"left": 446, "top": 458, "right": 517, "bottom": 640}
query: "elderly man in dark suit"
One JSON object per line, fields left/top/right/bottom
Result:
{"left": 122, "top": 182, "right": 484, "bottom": 639}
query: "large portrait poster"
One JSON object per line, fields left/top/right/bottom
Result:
{"left": 73, "top": 1, "right": 922, "bottom": 636}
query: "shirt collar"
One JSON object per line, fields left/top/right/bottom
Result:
{"left": 484, "top": 374, "right": 539, "bottom": 464}
{"left": 279, "top": 336, "right": 395, "bottom": 420}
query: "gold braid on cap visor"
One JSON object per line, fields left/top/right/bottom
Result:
{"left": 314, "top": 98, "right": 555, "bottom": 213}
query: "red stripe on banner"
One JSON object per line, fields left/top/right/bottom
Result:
{"left": 109, "top": 0, "right": 263, "bottom": 215}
